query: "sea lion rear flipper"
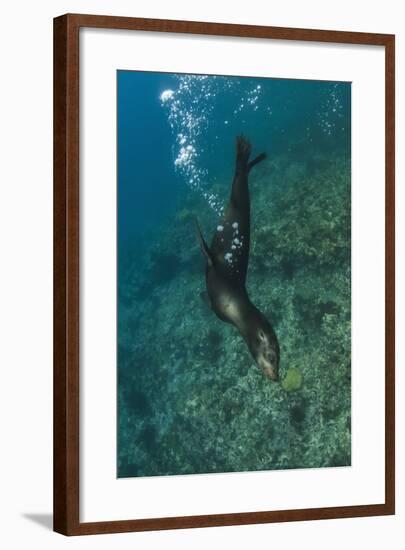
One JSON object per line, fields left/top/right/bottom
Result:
{"left": 248, "top": 152, "right": 267, "bottom": 172}
{"left": 236, "top": 136, "right": 266, "bottom": 172}
{"left": 195, "top": 219, "right": 214, "bottom": 266}
{"left": 237, "top": 135, "right": 251, "bottom": 160}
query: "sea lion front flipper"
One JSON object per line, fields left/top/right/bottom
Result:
{"left": 195, "top": 219, "right": 215, "bottom": 266}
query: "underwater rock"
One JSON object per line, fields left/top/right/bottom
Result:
{"left": 149, "top": 252, "right": 181, "bottom": 282}
{"left": 176, "top": 207, "right": 194, "bottom": 223}
{"left": 118, "top": 458, "right": 141, "bottom": 478}
{"left": 139, "top": 424, "right": 158, "bottom": 453}
{"left": 124, "top": 387, "right": 151, "bottom": 417}
{"left": 282, "top": 367, "right": 303, "bottom": 392}
{"left": 280, "top": 256, "right": 298, "bottom": 279}
{"left": 133, "top": 251, "right": 183, "bottom": 298}
{"left": 289, "top": 397, "right": 308, "bottom": 427}
{"left": 207, "top": 328, "right": 222, "bottom": 348}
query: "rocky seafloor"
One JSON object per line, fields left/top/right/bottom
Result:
{"left": 117, "top": 150, "right": 351, "bottom": 478}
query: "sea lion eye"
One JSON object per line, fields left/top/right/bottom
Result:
{"left": 258, "top": 330, "right": 266, "bottom": 342}
{"left": 268, "top": 350, "right": 276, "bottom": 364}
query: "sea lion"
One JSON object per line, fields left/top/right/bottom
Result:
{"left": 196, "top": 135, "right": 280, "bottom": 381}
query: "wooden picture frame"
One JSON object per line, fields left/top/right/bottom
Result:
{"left": 54, "top": 13, "right": 395, "bottom": 536}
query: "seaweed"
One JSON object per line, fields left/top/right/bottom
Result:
{"left": 124, "top": 388, "right": 151, "bottom": 417}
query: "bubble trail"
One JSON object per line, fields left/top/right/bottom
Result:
{"left": 160, "top": 74, "right": 264, "bottom": 216}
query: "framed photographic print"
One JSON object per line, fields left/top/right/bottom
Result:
{"left": 53, "top": 14, "right": 395, "bottom": 535}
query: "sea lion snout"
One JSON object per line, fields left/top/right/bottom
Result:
{"left": 248, "top": 326, "right": 280, "bottom": 382}
{"left": 258, "top": 354, "right": 279, "bottom": 381}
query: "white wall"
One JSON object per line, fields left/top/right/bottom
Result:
{"left": 0, "top": 1, "right": 402, "bottom": 548}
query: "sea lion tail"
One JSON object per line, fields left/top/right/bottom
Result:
{"left": 248, "top": 152, "right": 267, "bottom": 172}
{"left": 195, "top": 218, "right": 214, "bottom": 266}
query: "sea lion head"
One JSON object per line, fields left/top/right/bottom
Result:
{"left": 246, "top": 314, "right": 280, "bottom": 381}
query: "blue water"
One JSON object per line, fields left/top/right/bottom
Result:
{"left": 118, "top": 72, "right": 180, "bottom": 260}
{"left": 117, "top": 70, "right": 351, "bottom": 478}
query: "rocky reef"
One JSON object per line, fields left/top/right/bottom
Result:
{"left": 118, "top": 150, "right": 351, "bottom": 477}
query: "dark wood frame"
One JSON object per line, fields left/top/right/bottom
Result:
{"left": 54, "top": 13, "right": 395, "bottom": 536}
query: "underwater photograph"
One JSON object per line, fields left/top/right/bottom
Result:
{"left": 117, "top": 70, "right": 351, "bottom": 478}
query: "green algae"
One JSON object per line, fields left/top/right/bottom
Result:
{"left": 282, "top": 367, "right": 303, "bottom": 392}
